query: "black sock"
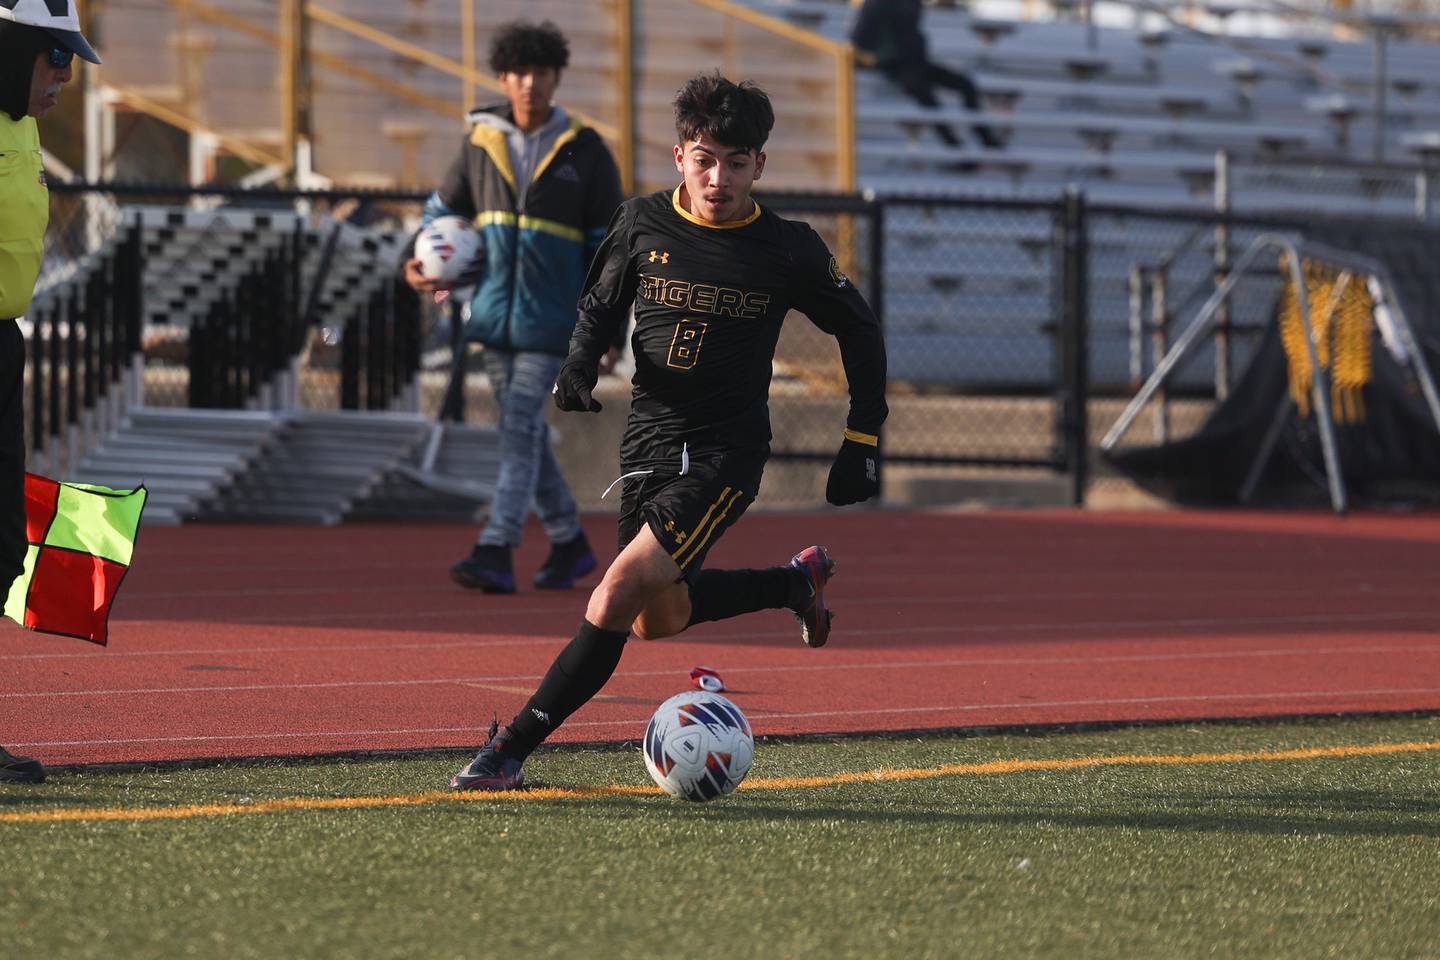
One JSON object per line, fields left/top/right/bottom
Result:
{"left": 501, "top": 620, "right": 628, "bottom": 759}
{"left": 686, "top": 567, "right": 798, "bottom": 628}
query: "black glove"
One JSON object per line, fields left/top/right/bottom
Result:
{"left": 826, "top": 434, "right": 881, "bottom": 505}
{"left": 552, "top": 361, "right": 602, "bottom": 412}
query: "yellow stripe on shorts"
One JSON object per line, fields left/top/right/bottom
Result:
{"left": 674, "top": 488, "right": 746, "bottom": 570}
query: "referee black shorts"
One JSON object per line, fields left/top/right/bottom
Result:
{"left": 617, "top": 450, "right": 765, "bottom": 584}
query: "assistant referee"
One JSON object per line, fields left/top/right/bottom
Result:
{"left": 0, "top": 0, "right": 102, "bottom": 784}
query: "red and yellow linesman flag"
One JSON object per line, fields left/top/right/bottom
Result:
{"left": 3, "top": 474, "right": 146, "bottom": 645}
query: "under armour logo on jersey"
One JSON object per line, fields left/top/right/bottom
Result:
{"left": 554, "top": 163, "right": 581, "bottom": 182}
{"left": 648, "top": 250, "right": 670, "bottom": 264}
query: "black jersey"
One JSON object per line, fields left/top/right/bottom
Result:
{"left": 568, "top": 187, "right": 888, "bottom": 474}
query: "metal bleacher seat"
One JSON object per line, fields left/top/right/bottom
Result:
{"left": 136, "top": 207, "right": 406, "bottom": 356}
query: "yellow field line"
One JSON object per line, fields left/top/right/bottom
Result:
{"left": 4, "top": 740, "right": 1437, "bottom": 826}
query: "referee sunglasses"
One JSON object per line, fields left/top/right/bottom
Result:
{"left": 46, "top": 47, "right": 75, "bottom": 69}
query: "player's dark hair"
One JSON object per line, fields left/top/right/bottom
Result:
{"left": 488, "top": 20, "right": 570, "bottom": 74}
{"left": 673, "top": 73, "right": 774, "bottom": 154}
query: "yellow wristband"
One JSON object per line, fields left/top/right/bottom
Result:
{"left": 843, "top": 428, "right": 879, "bottom": 447}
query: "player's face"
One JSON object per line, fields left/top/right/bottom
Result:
{"left": 498, "top": 66, "right": 560, "bottom": 131}
{"left": 28, "top": 51, "right": 74, "bottom": 119}
{"left": 674, "top": 135, "right": 766, "bottom": 224}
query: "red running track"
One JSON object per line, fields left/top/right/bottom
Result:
{"left": 3, "top": 509, "right": 1440, "bottom": 766}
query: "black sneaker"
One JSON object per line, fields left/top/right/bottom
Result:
{"left": 534, "top": 531, "right": 598, "bottom": 590}
{"left": 450, "top": 720, "right": 525, "bottom": 791}
{"left": 450, "top": 544, "right": 516, "bottom": 594}
{"left": 787, "top": 545, "right": 835, "bottom": 648}
{"left": 0, "top": 745, "right": 45, "bottom": 784}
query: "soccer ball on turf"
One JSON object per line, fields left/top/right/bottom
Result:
{"left": 414, "top": 215, "right": 484, "bottom": 287}
{"left": 643, "top": 691, "right": 754, "bottom": 802}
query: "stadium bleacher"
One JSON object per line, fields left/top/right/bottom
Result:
{"left": 729, "top": 0, "right": 1437, "bottom": 392}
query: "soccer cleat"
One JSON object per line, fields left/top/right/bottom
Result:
{"left": 450, "top": 720, "right": 525, "bottom": 791}
{"left": 533, "top": 531, "right": 598, "bottom": 590}
{"left": 450, "top": 544, "right": 517, "bottom": 594}
{"left": 0, "top": 745, "right": 45, "bottom": 784}
{"left": 787, "top": 545, "right": 835, "bottom": 648}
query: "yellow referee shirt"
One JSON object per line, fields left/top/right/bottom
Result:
{"left": 0, "top": 113, "right": 47, "bottom": 319}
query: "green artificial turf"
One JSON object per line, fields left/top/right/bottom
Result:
{"left": 3, "top": 715, "right": 1439, "bottom": 959}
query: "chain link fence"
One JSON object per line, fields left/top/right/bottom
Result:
{"left": 34, "top": 182, "right": 1391, "bottom": 511}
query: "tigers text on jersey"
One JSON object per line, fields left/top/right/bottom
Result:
{"left": 570, "top": 187, "right": 887, "bottom": 476}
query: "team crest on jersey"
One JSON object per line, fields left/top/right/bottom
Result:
{"left": 828, "top": 256, "right": 849, "bottom": 288}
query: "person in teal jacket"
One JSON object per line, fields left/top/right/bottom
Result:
{"left": 0, "top": 0, "right": 101, "bottom": 784}
{"left": 405, "top": 19, "right": 624, "bottom": 595}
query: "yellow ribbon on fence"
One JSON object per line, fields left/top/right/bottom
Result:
{"left": 1276, "top": 258, "right": 1374, "bottom": 424}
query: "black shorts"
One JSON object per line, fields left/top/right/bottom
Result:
{"left": 617, "top": 450, "right": 764, "bottom": 583}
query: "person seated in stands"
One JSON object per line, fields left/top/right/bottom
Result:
{"left": 851, "top": 0, "right": 1002, "bottom": 150}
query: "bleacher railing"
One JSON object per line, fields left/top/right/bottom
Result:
{"left": 24, "top": 221, "right": 144, "bottom": 478}
{"left": 186, "top": 222, "right": 304, "bottom": 410}
{"left": 43, "top": 182, "right": 426, "bottom": 420}
{"left": 89, "top": 0, "right": 858, "bottom": 194}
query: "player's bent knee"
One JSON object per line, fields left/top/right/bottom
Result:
{"left": 631, "top": 582, "right": 691, "bottom": 641}
{"left": 586, "top": 570, "right": 658, "bottom": 632}
{"left": 631, "top": 611, "right": 683, "bottom": 642}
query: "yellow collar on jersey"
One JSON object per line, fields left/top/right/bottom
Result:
{"left": 671, "top": 185, "right": 762, "bottom": 230}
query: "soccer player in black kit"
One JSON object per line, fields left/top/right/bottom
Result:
{"left": 452, "top": 72, "right": 888, "bottom": 790}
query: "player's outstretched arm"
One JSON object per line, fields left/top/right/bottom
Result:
{"left": 555, "top": 204, "right": 637, "bottom": 414}
{"left": 793, "top": 229, "right": 889, "bottom": 504}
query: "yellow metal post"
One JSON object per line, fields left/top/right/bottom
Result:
{"left": 724, "top": 16, "right": 737, "bottom": 79}
{"left": 837, "top": 44, "right": 856, "bottom": 191}
{"left": 835, "top": 44, "right": 858, "bottom": 276}
{"left": 613, "top": 0, "right": 635, "bottom": 193}
{"left": 280, "top": 0, "right": 299, "bottom": 180}
{"left": 462, "top": 0, "right": 476, "bottom": 116}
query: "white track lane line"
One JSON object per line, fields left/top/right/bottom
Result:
{"left": 5, "top": 643, "right": 1440, "bottom": 698}
{"left": 14, "top": 686, "right": 1440, "bottom": 750}
{"left": 115, "top": 577, "right": 1440, "bottom": 604}
{"left": 4, "top": 608, "right": 1440, "bottom": 661}
{"left": 95, "top": 601, "right": 1440, "bottom": 630}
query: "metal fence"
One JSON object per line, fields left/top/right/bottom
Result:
{"left": 756, "top": 190, "right": 1092, "bottom": 505}
{"left": 23, "top": 221, "right": 143, "bottom": 475}
{"left": 30, "top": 181, "right": 1363, "bottom": 508}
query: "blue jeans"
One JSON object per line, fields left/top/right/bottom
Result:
{"left": 477, "top": 349, "right": 581, "bottom": 548}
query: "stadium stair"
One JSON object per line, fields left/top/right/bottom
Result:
{"left": 70, "top": 408, "right": 279, "bottom": 525}
{"left": 69, "top": 409, "right": 499, "bottom": 525}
